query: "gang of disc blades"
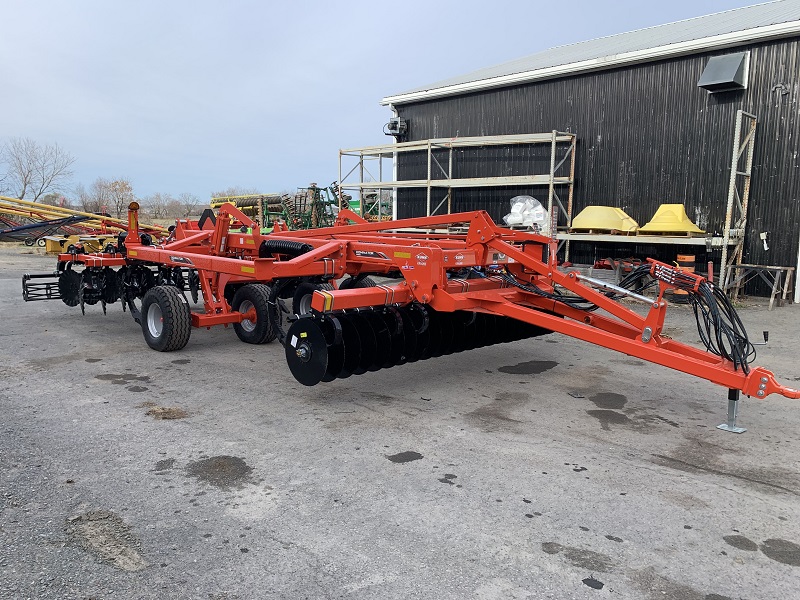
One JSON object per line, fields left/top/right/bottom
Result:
{"left": 101, "top": 267, "right": 121, "bottom": 304}
{"left": 459, "top": 311, "right": 479, "bottom": 351}
{"left": 437, "top": 311, "right": 455, "bottom": 356}
{"left": 484, "top": 314, "right": 501, "bottom": 346}
{"left": 348, "top": 312, "right": 377, "bottom": 375}
{"left": 449, "top": 311, "right": 468, "bottom": 354}
{"left": 380, "top": 308, "right": 405, "bottom": 367}
{"left": 321, "top": 316, "right": 345, "bottom": 382}
{"left": 362, "top": 311, "right": 391, "bottom": 371}
{"left": 473, "top": 313, "right": 489, "bottom": 348}
{"left": 494, "top": 315, "right": 510, "bottom": 344}
{"left": 419, "top": 306, "right": 442, "bottom": 360}
{"left": 335, "top": 313, "right": 361, "bottom": 379}
{"left": 395, "top": 306, "right": 418, "bottom": 363}
{"left": 408, "top": 304, "right": 431, "bottom": 360}
{"left": 285, "top": 317, "right": 329, "bottom": 386}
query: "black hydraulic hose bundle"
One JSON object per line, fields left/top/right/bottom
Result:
{"left": 651, "top": 266, "right": 755, "bottom": 372}
{"left": 499, "top": 263, "right": 654, "bottom": 311}
{"left": 687, "top": 280, "right": 755, "bottom": 373}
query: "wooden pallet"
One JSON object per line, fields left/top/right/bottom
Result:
{"left": 569, "top": 228, "right": 638, "bottom": 236}
{"left": 635, "top": 230, "right": 706, "bottom": 237}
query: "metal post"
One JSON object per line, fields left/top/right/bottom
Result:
{"left": 720, "top": 110, "right": 756, "bottom": 290}
{"left": 565, "top": 133, "right": 576, "bottom": 262}
{"left": 359, "top": 154, "right": 365, "bottom": 217}
{"left": 448, "top": 146, "right": 453, "bottom": 214}
{"left": 426, "top": 140, "right": 432, "bottom": 216}
{"left": 338, "top": 151, "right": 343, "bottom": 210}
{"left": 547, "top": 131, "right": 557, "bottom": 234}
{"left": 717, "top": 388, "right": 747, "bottom": 433}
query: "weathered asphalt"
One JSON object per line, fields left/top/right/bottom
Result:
{"left": 1, "top": 247, "right": 799, "bottom": 599}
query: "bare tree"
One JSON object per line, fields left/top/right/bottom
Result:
{"left": 75, "top": 182, "right": 99, "bottom": 213}
{"left": 177, "top": 192, "right": 201, "bottom": 217}
{"left": 89, "top": 177, "right": 112, "bottom": 215}
{"left": 1, "top": 137, "right": 75, "bottom": 201}
{"left": 39, "top": 192, "right": 72, "bottom": 208}
{"left": 142, "top": 192, "right": 171, "bottom": 219}
{"left": 75, "top": 177, "right": 135, "bottom": 217}
{"left": 165, "top": 199, "right": 183, "bottom": 219}
{"left": 108, "top": 178, "right": 135, "bottom": 219}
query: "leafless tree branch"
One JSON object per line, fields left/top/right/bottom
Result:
{"left": 1, "top": 137, "right": 75, "bottom": 201}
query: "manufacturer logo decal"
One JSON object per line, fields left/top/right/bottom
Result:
{"left": 354, "top": 250, "right": 389, "bottom": 260}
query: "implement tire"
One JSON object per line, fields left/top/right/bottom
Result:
{"left": 339, "top": 276, "right": 378, "bottom": 289}
{"left": 140, "top": 285, "right": 192, "bottom": 351}
{"left": 232, "top": 283, "right": 276, "bottom": 344}
{"left": 292, "top": 281, "right": 334, "bottom": 315}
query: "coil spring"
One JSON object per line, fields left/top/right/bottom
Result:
{"left": 259, "top": 239, "right": 313, "bottom": 258}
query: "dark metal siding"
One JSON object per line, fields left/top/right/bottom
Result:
{"left": 395, "top": 38, "right": 800, "bottom": 291}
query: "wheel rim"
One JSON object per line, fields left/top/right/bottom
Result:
{"left": 239, "top": 299, "right": 256, "bottom": 332}
{"left": 298, "top": 294, "right": 313, "bottom": 315}
{"left": 147, "top": 302, "right": 164, "bottom": 338}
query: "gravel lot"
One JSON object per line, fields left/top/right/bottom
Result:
{"left": 1, "top": 244, "right": 799, "bottom": 599}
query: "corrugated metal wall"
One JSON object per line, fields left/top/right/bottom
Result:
{"left": 394, "top": 38, "right": 800, "bottom": 288}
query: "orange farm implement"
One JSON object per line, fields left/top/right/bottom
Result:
{"left": 22, "top": 202, "right": 799, "bottom": 431}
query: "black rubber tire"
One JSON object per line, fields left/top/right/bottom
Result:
{"left": 36, "top": 238, "right": 46, "bottom": 247}
{"left": 232, "top": 284, "right": 276, "bottom": 344}
{"left": 339, "top": 276, "right": 378, "bottom": 289}
{"left": 140, "top": 286, "right": 192, "bottom": 351}
{"left": 292, "top": 281, "right": 334, "bottom": 315}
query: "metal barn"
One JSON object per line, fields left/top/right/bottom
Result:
{"left": 348, "top": 1, "right": 800, "bottom": 299}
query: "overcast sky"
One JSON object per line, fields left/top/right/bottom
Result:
{"left": 1, "top": 0, "right": 758, "bottom": 202}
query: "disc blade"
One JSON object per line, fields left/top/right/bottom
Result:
{"left": 321, "top": 316, "right": 345, "bottom": 382}
{"left": 285, "top": 317, "right": 329, "bottom": 386}
{"left": 437, "top": 310, "right": 455, "bottom": 356}
{"left": 473, "top": 313, "right": 489, "bottom": 348}
{"left": 396, "top": 306, "right": 418, "bottom": 363}
{"left": 449, "top": 311, "right": 468, "bottom": 354}
{"left": 419, "top": 306, "right": 441, "bottom": 360}
{"left": 381, "top": 308, "right": 406, "bottom": 368}
{"left": 348, "top": 312, "right": 376, "bottom": 375}
{"left": 335, "top": 313, "right": 361, "bottom": 379}
{"left": 362, "top": 311, "right": 391, "bottom": 372}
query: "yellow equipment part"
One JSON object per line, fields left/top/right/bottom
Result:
{"left": 571, "top": 206, "right": 639, "bottom": 232}
{"left": 639, "top": 204, "right": 705, "bottom": 234}
{"left": 43, "top": 235, "right": 117, "bottom": 254}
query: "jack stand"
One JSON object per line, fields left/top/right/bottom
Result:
{"left": 717, "top": 389, "right": 747, "bottom": 433}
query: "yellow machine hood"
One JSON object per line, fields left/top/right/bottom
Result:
{"left": 571, "top": 206, "right": 639, "bottom": 232}
{"left": 639, "top": 204, "right": 705, "bottom": 234}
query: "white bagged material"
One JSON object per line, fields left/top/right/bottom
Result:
{"left": 502, "top": 196, "right": 549, "bottom": 233}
